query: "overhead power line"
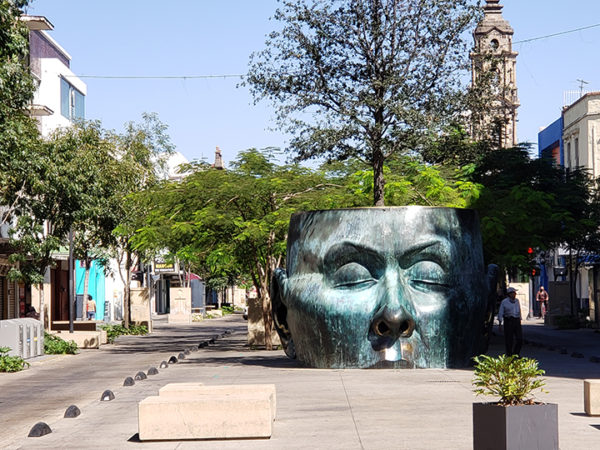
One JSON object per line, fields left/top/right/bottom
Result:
{"left": 64, "top": 74, "right": 245, "bottom": 80}
{"left": 61, "top": 22, "right": 600, "bottom": 80}
{"left": 514, "top": 22, "right": 600, "bottom": 44}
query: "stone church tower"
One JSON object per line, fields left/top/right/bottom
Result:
{"left": 471, "top": 0, "right": 519, "bottom": 148}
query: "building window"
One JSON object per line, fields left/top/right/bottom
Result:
{"left": 60, "top": 77, "right": 85, "bottom": 121}
{"left": 575, "top": 137, "right": 579, "bottom": 167}
{"left": 566, "top": 142, "right": 571, "bottom": 168}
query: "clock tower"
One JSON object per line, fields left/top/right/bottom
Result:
{"left": 471, "top": 0, "right": 519, "bottom": 148}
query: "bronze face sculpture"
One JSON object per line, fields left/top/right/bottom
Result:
{"left": 271, "top": 207, "right": 497, "bottom": 369}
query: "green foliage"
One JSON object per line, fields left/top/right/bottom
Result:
{"left": 100, "top": 323, "right": 148, "bottom": 344}
{"left": 221, "top": 305, "right": 234, "bottom": 315}
{"left": 472, "top": 355, "right": 547, "bottom": 406}
{"left": 336, "top": 155, "right": 481, "bottom": 208}
{"left": 44, "top": 333, "right": 78, "bottom": 354}
{"left": 469, "top": 146, "right": 600, "bottom": 274}
{"left": 0, "top": 346, "right": 29, "bottom": 372}
{"left": 132, "top": 148, "right": 348, "bottom": 349}
{"left": 0, "top": 0, "right": 35, "bottom": 119}
{"left": 0, "top": 0, "right": 48, "bottom": 285}
{"left": 247, "top": 0, "right": 480, "bottom": 205}
{"left": 132, "top": 148, "right": 346, "bottom": 289}
{"left": 421, "top": 124, "right": 496, "bottom": 166}
{"left": 111, "top": 113, "right": 174, "bottom": 328}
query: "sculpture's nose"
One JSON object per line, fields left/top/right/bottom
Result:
{"left": 369, "top": 305, "right": 415, "bottom": 351}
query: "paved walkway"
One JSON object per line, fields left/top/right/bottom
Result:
{"left": 1, "top": 315, "right": 599, "bottom": 449}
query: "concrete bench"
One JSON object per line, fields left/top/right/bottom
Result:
{"left": 138, "top": 383, "right": 276, "bottom": 441}
{"left": 51, "top": 320, "right": 100, "bottom": 332}
{"left": 50, "top": 330, "right": 106, "bottom": 348}
{"left": 158, "top": 383, "right": 276, "bottom": 421}
{"left": 584, "top": 380, "right": 600, "bottom": 416}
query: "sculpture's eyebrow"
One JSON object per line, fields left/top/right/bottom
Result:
{"left": 398, "top": 239, "right": 451, "bottom": 269}
{"left": 322, "top": 241, "right": 385, "bottom": 273}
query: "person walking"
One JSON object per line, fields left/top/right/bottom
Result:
{"left": 86, "top": 295, "right": 96, "bottom": 320}
{"left": 536, "top": 286, "right": 549, "bottom": 318}
{"left": 498, "top": 287, "right": 522, "bottom": 356}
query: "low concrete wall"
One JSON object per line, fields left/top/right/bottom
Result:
{"left": 584, "top": 380, "right": 600, "bottom": 416}
{"left": 50, "top": 329, "right": 106, "bottom": 348}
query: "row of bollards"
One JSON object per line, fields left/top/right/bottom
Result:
{"left": 525, "top": 338, "right": 600, "bottom": 362}
{"left": 27, "top": 328, "right": 234, "bottom": 438}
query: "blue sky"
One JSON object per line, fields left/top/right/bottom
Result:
{"left": 27, "top": 0, "right": 600, "bottom": 166}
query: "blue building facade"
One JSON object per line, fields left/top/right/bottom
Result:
{"left": 538, "top": 116, "right": 563, "bottom": 165}
{"left": 75, "top": 260, "right": 106, "bottom": 320}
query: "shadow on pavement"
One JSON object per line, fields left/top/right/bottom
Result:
{"left": 177, "top": 354, "right": 301, "bottom": 369}
{"left": 483, "top": 327, "right": 600, "bottom": 381}
{"left": 127, "top": 433, "right": 141, "bottom": 443}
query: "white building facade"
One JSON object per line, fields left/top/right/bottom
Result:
{"left": 24, "top": 15, "right": 87, "bottom": 137}
{"left": 562, "top": 93, "right": 600, "bottom": 177}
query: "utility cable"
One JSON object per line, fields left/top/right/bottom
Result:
{"left": 63, "top": 74, "right": 245, "bottom": 80}
{"left": 515, "top": 22, "right": 600, "bottom": 44}
{"left": 61, "top": 23, "right": 600, "bottom": 80}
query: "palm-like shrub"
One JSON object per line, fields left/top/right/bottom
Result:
{"left": 472, "top": 354, "right": 547, "bottom": 406}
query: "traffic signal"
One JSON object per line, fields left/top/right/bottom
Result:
{"left": 530, "top": 265, "right": 540, "bottom": 277}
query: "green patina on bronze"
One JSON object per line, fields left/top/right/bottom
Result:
{"left": 272, "top": 207, "right": 497, "bottom": 369}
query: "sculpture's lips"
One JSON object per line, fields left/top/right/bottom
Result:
{"left": 385, "top": 346, "right": 401, "bottom": 361}
{"left": 367, "top": 359, "right": 413, "bottom": 369}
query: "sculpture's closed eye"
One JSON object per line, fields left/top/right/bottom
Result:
{"left": 331, "top": 262, "right": 376, "bottom": 290}
{"left": 407, "top": 260, "right": 451, "bottom": 291}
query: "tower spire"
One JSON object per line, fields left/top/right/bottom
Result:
{"left": 471, "top": 0, "right": 519, "bottom": 148}
{"left": 213, "top": 146, "right": 224, "bottom": 170}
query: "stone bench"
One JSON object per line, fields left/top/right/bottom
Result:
{"left": 50, "top": 330, "right": 106, "bottom": 348}
{"left": 584, "top": 379, "right": 600, "bottom": 416}
{"left": 51, "top": 320, "right": 100, "bottom": 332}
{"left": 138, "top": 383, "right": 276, "bottom": 441}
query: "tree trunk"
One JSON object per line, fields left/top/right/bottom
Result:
{"left": 259, "top": 265, "right": 274, "bottom": 351}
{"left": 373, "top": 147, "right": 385, "bottom": 206}
{"left": 38, "top": 282, "right": 45, "bottom": 330}
{"left": 260, "top": 279, "right": 273, "bottom": 351}
{"left": 123, "top": 250, "right": 132, "bottom": 328}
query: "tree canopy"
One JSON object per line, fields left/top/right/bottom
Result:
{"left": 0, "top": 0, "right": 40, "bottom": 226}
{"left": 131, "top": 148, "right": 482, "bottom": 346}
{"left": 470, "top": 146, "right": 600, "bottom": 277}
{"left": 247, "top": 0, "right": 480, "bottom": 206}
{"left": 133, "top": 149, "right": 346, "bottom": 347}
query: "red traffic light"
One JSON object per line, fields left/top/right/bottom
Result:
{"left": 527, "top": 247, "right": 534, "bottom": 254}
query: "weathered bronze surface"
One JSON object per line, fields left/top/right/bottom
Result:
{"left": 272, "top": 207, "right": 497, "bottom": 369}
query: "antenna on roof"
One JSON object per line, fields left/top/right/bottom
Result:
{"left": 577, "top": 79, "right": 589, "bottom": 97}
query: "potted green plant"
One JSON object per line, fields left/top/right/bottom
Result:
{"left": 472, "top": 354, "right": 558, "bottom": 450}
